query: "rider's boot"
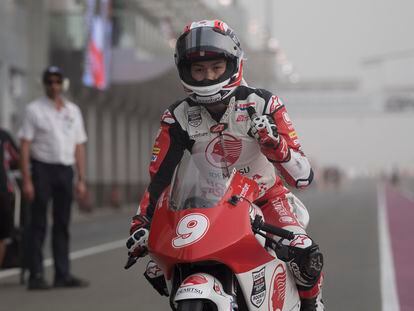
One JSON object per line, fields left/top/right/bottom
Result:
{"left": 300, "top": 291, "right": 324, "bottom": 311}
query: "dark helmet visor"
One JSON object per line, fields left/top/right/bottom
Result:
{"left": 175, "top": 27, "right": 242, "bottom": 66}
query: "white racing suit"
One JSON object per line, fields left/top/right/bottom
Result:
{"left": 135, "top": 85, "right": 324, "bottom": 308}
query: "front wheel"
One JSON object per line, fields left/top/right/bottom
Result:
{"left": 177, "top": 300, "right": 204, "bottom": 311}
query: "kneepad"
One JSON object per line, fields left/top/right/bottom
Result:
{"left": 143, "top": 260, "right": 169, "bottom": 297}
{"left": 287, "top": 235, "right": 324, "bottom": 289}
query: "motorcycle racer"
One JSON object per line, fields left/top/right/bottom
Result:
{"left": 127, "top": 20, "right": 324, "bottom": 311}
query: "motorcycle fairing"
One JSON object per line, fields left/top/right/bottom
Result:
{"left": 236, "top": 259, "right": 300, "bottom": 311}
{"left": 148, "top": 171, "right": 274, "bottom": 279}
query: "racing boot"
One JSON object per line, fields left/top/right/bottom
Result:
{"left": 300, "top": 292, "right": 324, "bottom": 311}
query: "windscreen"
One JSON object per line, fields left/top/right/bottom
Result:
{"left": 169, "top": 150, "right": 232, "bottom": 211}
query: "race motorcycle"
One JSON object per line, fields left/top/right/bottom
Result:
{"left": 126, "top": 151, "right": 309, "bottom": 311}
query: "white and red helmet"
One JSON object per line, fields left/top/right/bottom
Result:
{"left": 174, "top": 20, "right": 244, "bottom": 105}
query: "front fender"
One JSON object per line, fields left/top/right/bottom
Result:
{"left": 174, "top": 273, "right": 234, "bottom": 310}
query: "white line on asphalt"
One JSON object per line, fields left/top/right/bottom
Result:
{"left": 0, "top": 238, "right": 125, "bottom": 280}
{"left": 377, "top": 183, "right": 400, "bottom": 311}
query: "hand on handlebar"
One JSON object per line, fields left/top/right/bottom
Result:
{"left": 125, "top": 228, "right": 149, "bottom": 269}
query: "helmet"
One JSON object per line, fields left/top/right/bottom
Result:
{"left": 174, "top": 20, "right": 244, "bottom": 105}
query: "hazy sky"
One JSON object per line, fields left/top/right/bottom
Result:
{"left": 241, "top": 0, "right": 414, "bottom": 81}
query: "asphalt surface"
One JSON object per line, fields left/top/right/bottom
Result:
{"left": 0, "top": 178, "right": 410, "bottom": 311}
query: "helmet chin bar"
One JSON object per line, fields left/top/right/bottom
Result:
{"left": 191, "top": 88, "right": 236, "bottom": 106}
{"left": 194, "top": 93, "right": 224, "bottom": 105}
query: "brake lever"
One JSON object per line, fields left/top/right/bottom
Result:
{"left": 124, "top": 256, "right": 138, "bottom": 270}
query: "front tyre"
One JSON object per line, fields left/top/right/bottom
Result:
{"left": 177, "top": 299, "right": 219, "bottom": 311}
{"left": 177, "top": 300, "right": 204, "bottom": 311}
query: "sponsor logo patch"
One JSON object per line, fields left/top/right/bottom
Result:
{"left": 251, "top": 267, "right": 266, "bottom": 308}
{"left": 280, "top": 216, "right": 295, "bottom": 224}
{"left": 210, "top": 123, "right": 228, "bottom": 133}
{"left": 236, "top": 114, "right": 249, "bottom": 122}
{"left": 205, "top": 134, "right": 242, "bottom": 168}
{"left": 269, "top": 96, "right": 283, "bottom": 113}
{"left": 235, "top": 102, "right": 255, "bottom": 111}
{"left": 145, "top": 264, "right": 163, "bottom": 278}
{"left": 288, "top": 131, "right": 297, "bottom": 138}
{"left": 189, "top": 132, "right": 209, "bottom": 139}
{"left": 188, "top": 109, "right": 202, "bottom": 127}
{"left": 290, "top": 234, "right": 312, "bottom": 248}
{"left": 176, "top": 287, "right": 204, "bottom": 295}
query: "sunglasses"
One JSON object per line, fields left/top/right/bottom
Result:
{"left": 45, "top": 79, "right": 63, "bottom": 85}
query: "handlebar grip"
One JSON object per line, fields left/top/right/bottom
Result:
{"left": 252, "top": 215, "right": 295, "bottom": 240}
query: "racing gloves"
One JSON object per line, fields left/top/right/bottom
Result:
{"left": 249, "top": 114, "right": 290, "bottom": 162}
{"left": 126, "top": 215, "right": 150, "bottom": 258}
{"left": 250, "top": 114, "right": 280, "bottom": 148}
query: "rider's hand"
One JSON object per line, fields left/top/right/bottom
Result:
{"left": 126, "top": 228, "right": 150, "bottom": 258}
{"left": 129, "top": 214, "right": 150, "bottom": 234}
{"left": 127, "top": 214, "right": 151, "bottom": 258}
{"left": 249, "top": 115, "right": 280, "bottom": 149}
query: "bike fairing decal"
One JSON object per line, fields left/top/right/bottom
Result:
{"left": 250, "top": 267, "right": 266, "bottom": 308}
{"left": 269, "top": 263, "right": 287, "bottom": 311}
{"left": 182, "top": 274, "right": 208, "bottom": 286}
{"left": 213, "top": 279, "right": 224, "bottom": 296}
{"left": 176, "top": 274, "right": 208, "bottom": 296}
{"left": 172, "top": 213, "right": 210, "bottom": 248}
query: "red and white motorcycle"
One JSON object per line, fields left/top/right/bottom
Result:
{"left": 126, "top": 152, "right": 308, "bottom": 311}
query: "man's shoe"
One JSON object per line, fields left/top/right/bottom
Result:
{"left": 27, "top": 277, "right": 51, "bottom": 290}
{"left": 54, "top": 275, "right": 90, "bottom": 288}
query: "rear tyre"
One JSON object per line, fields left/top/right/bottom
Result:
{"left": 176, "top": 299, "right": 204, "bottom": 311}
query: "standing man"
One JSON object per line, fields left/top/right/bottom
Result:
{"left": 18, "top": 66, "right": 89, "bottom": 290}
{"left": 0, "top": 128, "right": 19, "bottom": 268}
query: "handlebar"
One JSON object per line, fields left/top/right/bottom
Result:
{"left": 251, "top": 215, "right": 295, "bottom": 240}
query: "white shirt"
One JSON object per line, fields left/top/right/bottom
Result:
{"left": 18, "top": 96, "right": 87, "bottom": 165}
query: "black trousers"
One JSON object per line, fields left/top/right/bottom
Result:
{"left": 28, "top": 159, "right": 74, "bottom": 281}
{"left": 0, "top": 191, "right": 12, "bottom": 240}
